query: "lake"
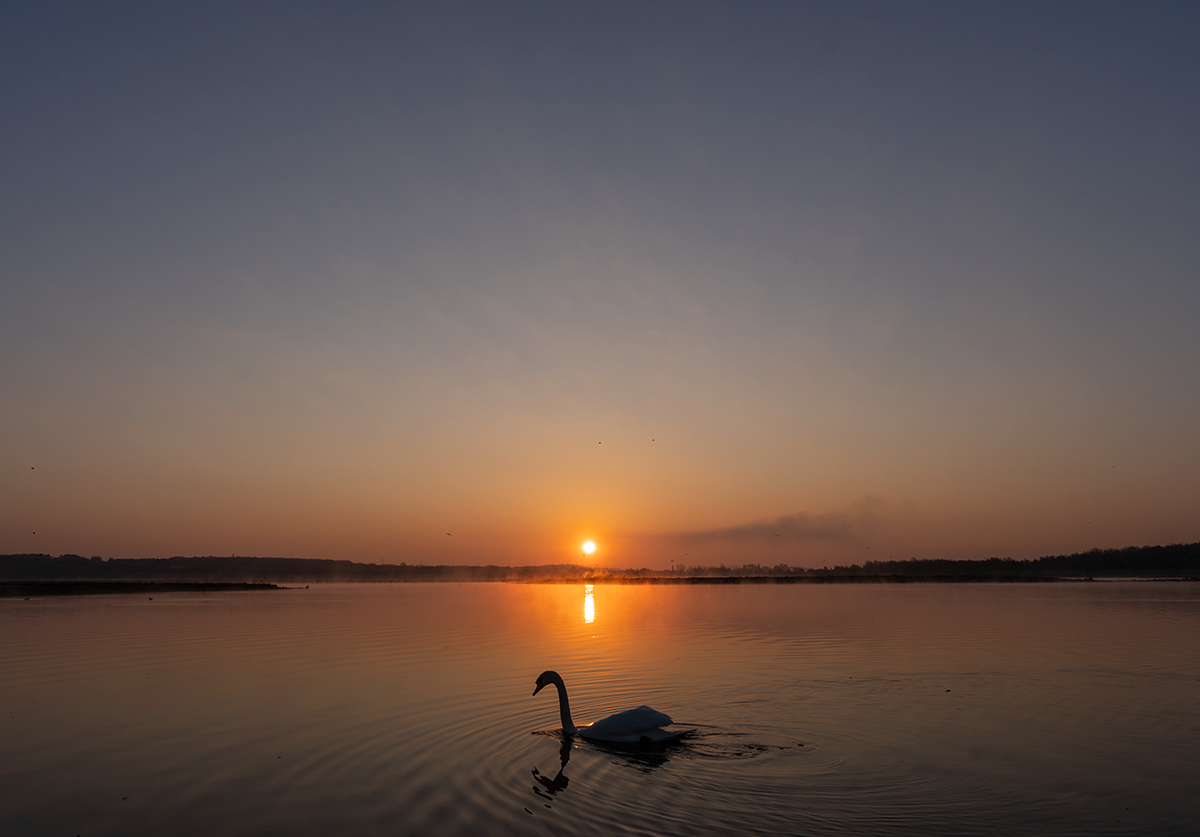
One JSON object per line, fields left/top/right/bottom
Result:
{"left": 2, "top": 581, "right": 1198, "bottom": 836}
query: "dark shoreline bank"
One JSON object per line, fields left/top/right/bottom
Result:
{"left": 549, "top": 574, "right": 1066, "bottom": 585}
{"left": 1, "top": 581, "right": 283, "bottom": 598}
{"left": 4, "top": 543, "right": 1198, "bottom": 590}
{"left": 6, "top": 577, "right": 1198, "bottom": 597}
{"left": 536, "top": 574, "right": 1200, "bottom": 585}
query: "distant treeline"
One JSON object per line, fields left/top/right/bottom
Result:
{"left": 2, "top": 543, "right": 1198, "bottom": 583}
{"left": 671, "top": 542, "right": 1200, "bottom": 579}
{"left": 0, "top": 554, "right": 599, "bottom": 583}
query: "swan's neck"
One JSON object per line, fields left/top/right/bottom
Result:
{"left": 548, "top": 673, "right": 577, "bottom": 733}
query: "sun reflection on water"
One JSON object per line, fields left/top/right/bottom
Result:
{"left": 584, "top": 584, "right": 595, "bottom": 624}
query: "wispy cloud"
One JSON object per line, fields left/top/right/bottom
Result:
{"left": 656, "top": 497, "right": 886, "bottom": 546}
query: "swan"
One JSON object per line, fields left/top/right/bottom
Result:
{"left": 532, "top": 670, "right": 688, "bottom": 743}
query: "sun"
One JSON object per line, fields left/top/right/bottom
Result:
{"left": 582, "top": 541, "right": 596, "bottom": 555}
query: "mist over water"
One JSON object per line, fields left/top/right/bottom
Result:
{"left": 3, "top": 582, "right": 1198, "bottom": 835}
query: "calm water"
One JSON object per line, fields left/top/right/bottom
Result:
{"left": 2, "top": 582, "right": 1199, "bottom": 836}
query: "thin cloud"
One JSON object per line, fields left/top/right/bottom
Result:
{"left": 660, "top": 497, "right": 885, "bottom": 546}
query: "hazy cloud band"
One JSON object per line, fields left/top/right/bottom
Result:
{"left": 656, "top": 497, "right": 886, "bottom": 547}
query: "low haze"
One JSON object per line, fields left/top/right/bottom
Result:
{"left": 3, "top": 2, "right": 1198, "bottom": 567}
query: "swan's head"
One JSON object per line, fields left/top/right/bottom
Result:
{"left": 532, "top": 670, "right": 557, "bottom": 696}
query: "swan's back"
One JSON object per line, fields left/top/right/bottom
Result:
{"left": 582, "top": 705, "right": 674, "bottom": 741}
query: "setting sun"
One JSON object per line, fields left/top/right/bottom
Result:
{"left": 582, "top": 541, "right": 596, "bottom": 555}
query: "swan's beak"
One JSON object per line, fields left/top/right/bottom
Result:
{"left": 532, "top": 680, "right": 546, "bottom": 696}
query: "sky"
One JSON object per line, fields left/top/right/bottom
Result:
{"left": 2, "top": 1, "right": 1198, "bottom": 568}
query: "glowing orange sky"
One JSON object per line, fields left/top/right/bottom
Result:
{"left": 2, "top": 4, "right": 1198, "bottom": 567}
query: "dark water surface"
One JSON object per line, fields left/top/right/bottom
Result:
{"left": 3, "top": 582, "right": 1198, "bottom": 835}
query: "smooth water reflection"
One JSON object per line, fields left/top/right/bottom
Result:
{"left": 2, "top": 582, "right": 1199, "bottom": 836}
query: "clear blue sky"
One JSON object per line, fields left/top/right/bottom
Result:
{"left": 3, "top": 1, "right": 1198, "bottom": 566}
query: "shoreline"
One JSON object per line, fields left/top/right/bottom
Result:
{"left": 534, "top": 574, "right": 1199, "bottom": 584}
{"left": 4, "top": 576, "right": 1198, "bottom": 596}
{"left": 1, "top": 581, "right": 283, "bottom": 597}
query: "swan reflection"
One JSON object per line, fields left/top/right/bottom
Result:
{"left": 531, "top": 736, "right": 573, "bottom": 803}
{"left": 584, "top": 584, "right": 595, "bottom": 624}
{"left": 529, "top": 725, "right": 683, "bottom": 813}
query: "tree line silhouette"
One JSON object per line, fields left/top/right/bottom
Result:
{"left": 2, "top": 542, "right": 1198, "bottom": 587}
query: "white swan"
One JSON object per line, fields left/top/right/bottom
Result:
{"left": 532, "top": 670, "right": 687, "bottom": 743}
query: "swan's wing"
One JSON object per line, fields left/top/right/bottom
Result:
{"left": 629, "top": 705, "right": 673, "bottom": 728}
{"left": 578, "top": 722, "right": 694, "bottom": 744}
{"left": 583, "top": 705, "right": 673, "bottom": 740}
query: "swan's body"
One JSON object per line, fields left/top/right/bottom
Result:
{"left": 532, "top": 670, "right": 687, "bottom": 743}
